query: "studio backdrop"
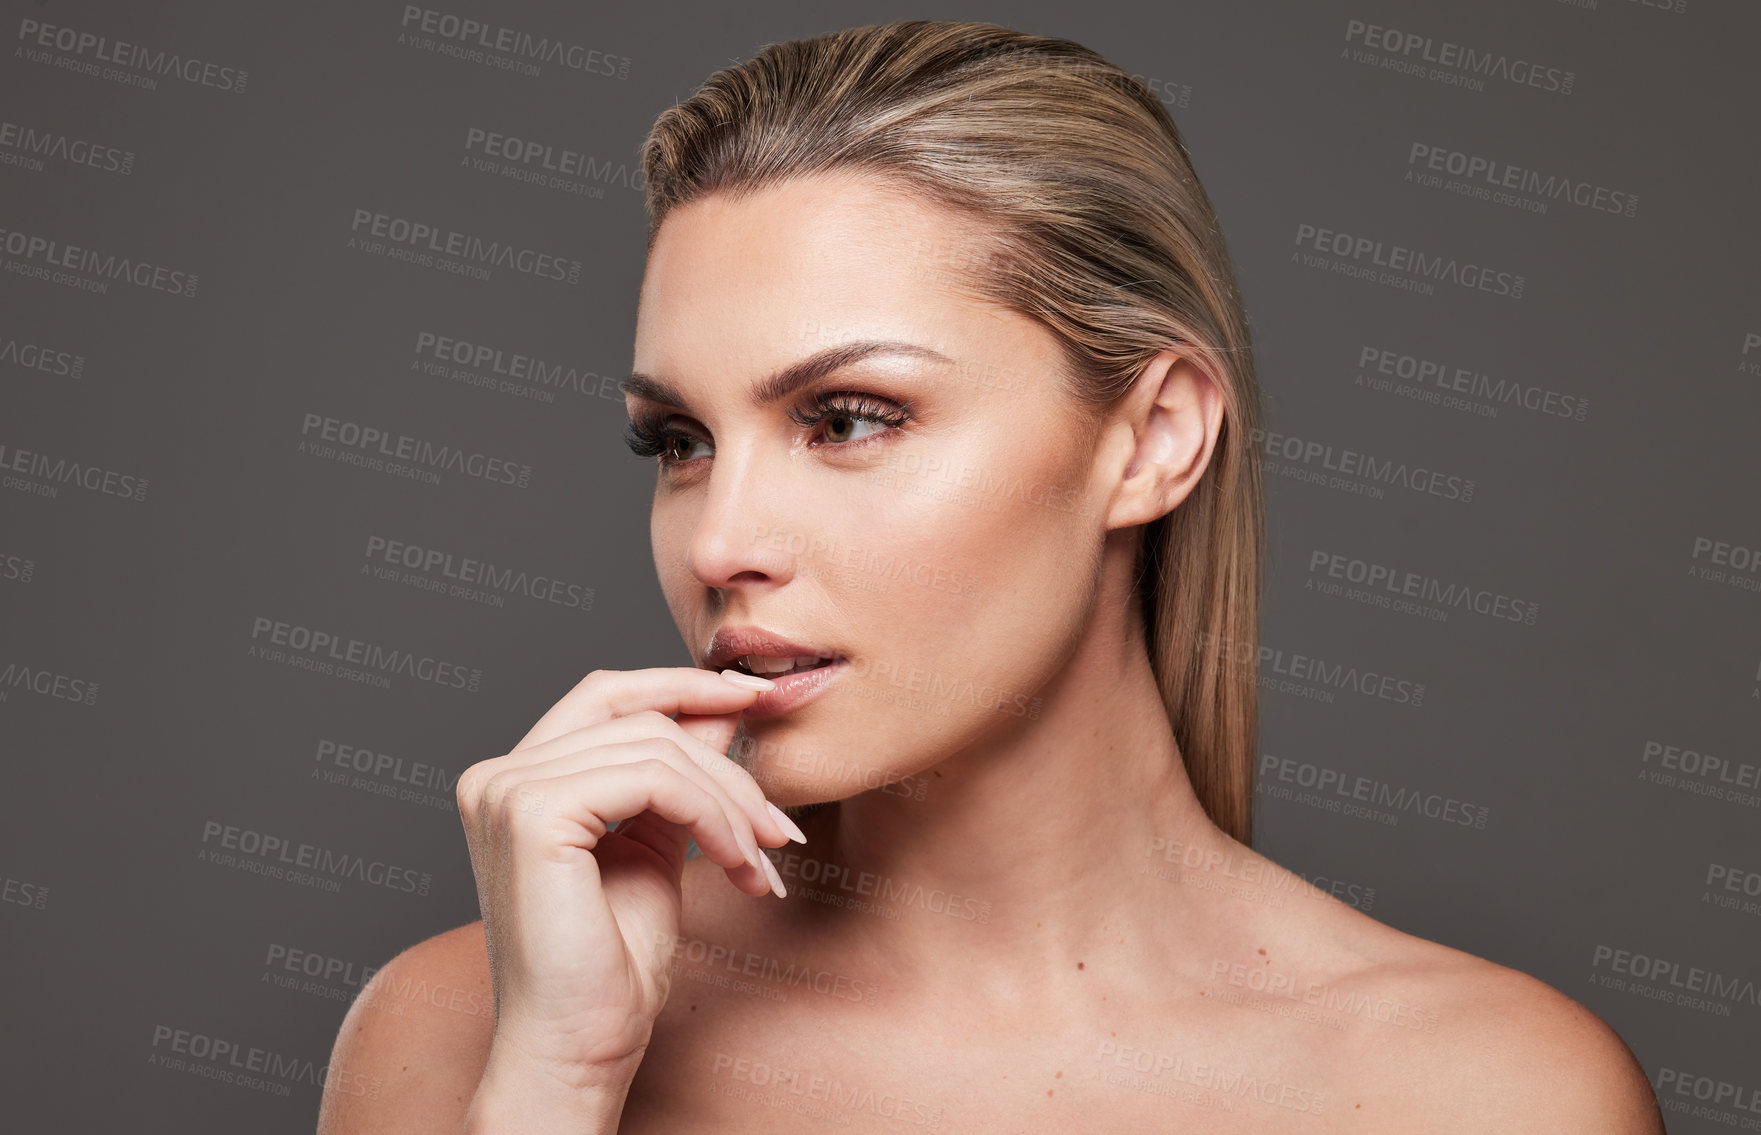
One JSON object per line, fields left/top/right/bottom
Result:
{"left": 2, "top": 1, "right": 1757, "bottom": 1132}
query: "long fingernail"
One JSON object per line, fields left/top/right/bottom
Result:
{"left": 759, "top": 853, "right": 787, "bottom": 899}
{"left": 720, "top": 668, "right": 775, "bottom": 690}
{"left": 766, "top": 802, "right": 807, "bottom": 844}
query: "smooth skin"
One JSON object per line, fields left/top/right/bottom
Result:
{"left": 317, "top": 171, "right": 1666, "bottom": 1134}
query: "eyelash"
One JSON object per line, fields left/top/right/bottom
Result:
{"left": 622, "top": 390, "right": 914, "bottom": 468}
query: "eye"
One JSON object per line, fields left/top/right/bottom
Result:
{"left": 621, "top": 418, "right": 707, "bottom": 464}
{"left": 787, "top": 390, "right": 912, "bottom": 448}
{"left": 622, "top": 390, "right": 913, "bottom": 470}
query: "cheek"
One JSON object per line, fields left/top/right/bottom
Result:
{"left": 650, "top": 496, "right": 701, "bottom": 627}
{"left": 804, "top": 440, "right": 1099, "bottom": 740}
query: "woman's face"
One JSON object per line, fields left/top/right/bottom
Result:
{"left": 627, "top": 171, "right": 1118, "bottom": 805}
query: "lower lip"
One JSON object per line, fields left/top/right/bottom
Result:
{"left": 741, "top": 658, "right": 848, "bottom": 719}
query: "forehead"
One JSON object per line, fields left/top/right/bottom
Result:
{"left": 632, "top": 172, "right": 1011, "bottom": 379}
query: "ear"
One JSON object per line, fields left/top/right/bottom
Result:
{"left": 1104, "top": 349, "right": 1225, "bottom": 531}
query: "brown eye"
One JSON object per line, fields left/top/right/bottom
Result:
{"left": 787, "top": 391, "right": 913, "bottom": 449}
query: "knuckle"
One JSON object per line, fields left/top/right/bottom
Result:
{"left": 574, "top": 669, "right": 611, "bottom": 698}
{"left": 635, "top": 736, "right": 683, "bottom": 762}
{"left": 628, "top": 708, "right": 673, "bottom": 732}
{"left": 454, "top": 759, "right": 494, "bottom": 806}
{"left": 479, "top": 770, "right": 532, "bottom": 815}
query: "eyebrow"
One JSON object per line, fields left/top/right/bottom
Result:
{"left": 620, "top": 339, "right": 954, "bottom": 410}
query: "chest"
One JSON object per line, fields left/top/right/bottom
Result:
{"left": 616, "top": 998, "right": 1367, "bottom": 1134}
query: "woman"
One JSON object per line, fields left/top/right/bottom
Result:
{"left": 319, "top": 21, "right": 1664, "bottom": 1133}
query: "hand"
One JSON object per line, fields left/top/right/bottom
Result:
{"left": 455, "top": 666, "right": 805, "bottom": 1098}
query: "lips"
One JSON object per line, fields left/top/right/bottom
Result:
{"left": 702, "top": 626, "right": 845, "bottom": 675}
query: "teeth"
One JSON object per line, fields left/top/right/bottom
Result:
{"left": 739, "top": 654, "right": 828, "bottom": 676}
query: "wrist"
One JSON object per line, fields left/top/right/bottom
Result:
{"left": 463, "top": 1049, "right": 639, "bottom": 1134}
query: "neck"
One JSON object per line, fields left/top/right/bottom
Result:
{"left": 771, "top": 571, "right": 1261, "bottom": 1007}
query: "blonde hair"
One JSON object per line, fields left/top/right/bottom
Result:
{"left": 640, "top": 20, "right": 1266, "bottom": 844}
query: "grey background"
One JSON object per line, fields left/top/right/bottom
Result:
{"left": 2, "top": 0, "right": 1757, "bottom": 1130}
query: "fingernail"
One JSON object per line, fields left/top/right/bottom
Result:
{"left": 720, "top": 668, "right": 775, "bottom": 690}
{"left": 766, "top": 802, "right": 808, "bottom": 844}
{"left": 759, "top": 852, "right": 787, "bottom": 899}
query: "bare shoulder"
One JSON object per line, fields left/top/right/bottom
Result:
{"left": 315, "top": 920, "right": 495, "bottom": 1135}
{"left": 1336, "top": 915, "right": 1664, "bottom": 1134}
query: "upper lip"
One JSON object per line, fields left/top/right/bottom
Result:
{"left": 703, "top": 626, "right": 843, "bottom": 671}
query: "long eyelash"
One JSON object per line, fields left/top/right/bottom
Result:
{"left": 621, "top": 415, "right": 679, "bottom": 459}
{"left": 622, "top": 391, "right": 913, "bottom": 465}
{"left": 787, "top": 390, "right": 913, "bottom": 432}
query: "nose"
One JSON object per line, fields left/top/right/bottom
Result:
{"left": 683, "top": 444, "right": 798, "bottom": 592}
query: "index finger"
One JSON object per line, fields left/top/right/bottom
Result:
{"left": 511, "top": 666, "right": 772, "bottom": 753}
